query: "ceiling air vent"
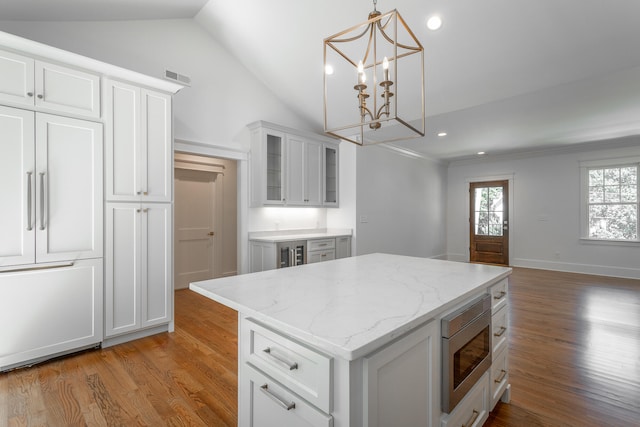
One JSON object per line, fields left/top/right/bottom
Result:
{"left": 164, "top": 69, "right": 191, "bottom": 86}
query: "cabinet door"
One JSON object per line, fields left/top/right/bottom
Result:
{"left": 363, "top": 321, "right": 438, "bottom": 427}
{"left": 105, "top": 80, "right": 142, "bottom": 201}
{"left": 105, "top": 203, "right": 142, "bottom": 337}
{"left": 35, "top": 61, "right": 100, "bottom": 118}
{"left": 305, "top": 140, "right": 323, "bottom": 206}
{"left": 141, "top": 203, "right": 172, "bottom": 327}
{"left": 286, "top": 136, "right": 305, "bottom": 205}
{"left": 0, "top": 49, "right": 35, "bottom": 107}
{"left": 265, "top": 131, "right": 285, "bottom": 205}
{"left": 323, "top": 144, "right": 338, "bottom": 206}
{"left": 35, "top": 113, "right": 103, "bottom": 263}
{"left": 0, "top": 106, "right": 35, "bottom": 267}
{"left": 0, "top": 258, "right": 103, "bottom": 371}
{"left": 335, "top": 237, "right": 351, "bottom": 259}
{"left": 142, "top": 90, "right": 172, "bottom": 202}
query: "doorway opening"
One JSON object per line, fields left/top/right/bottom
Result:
{"left": 174, "top": 153, "right": 238, "bottom": 290}
{"left": 469, "top": 180, "right": 509, "bottom": 265}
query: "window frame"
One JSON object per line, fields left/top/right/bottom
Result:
{"left": 580, "top": 157, "right": 640, "bottom": 244}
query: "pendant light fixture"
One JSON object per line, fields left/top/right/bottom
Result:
{"left": 323, "top": 0, "right": 425, "bottom": 146}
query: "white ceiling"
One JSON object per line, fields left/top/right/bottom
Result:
{"left": 4, "top": 0, "right": 640, "bottom": 161}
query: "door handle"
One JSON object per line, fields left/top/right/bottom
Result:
{"left": 26, "top": 172, "right": 33, "bottom": 231}
{"left": 208, "top": 232, "right": 214, "bottom": 236}
{"left": 39, "top": 172, "right": 46, "bottom": 230}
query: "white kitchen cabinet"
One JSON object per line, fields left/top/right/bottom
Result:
{"left": 0, "top": 258, "right": 103, "bottom": 371}
{"left": 0, "top": 48, "right": 100, "bottom": 118}
{"left": 104, "top": 203, "right": 172, "bottom": 338}
{"left": 249, "top": 121, "right": 339, "bottom": 207}
{"left": 335, "top": 236, "right": 351, "bottom": 259}
{"left": 363, "top": 321, "right": 438, "bottom": 427}
{"left": 0, "top": 107, "right": 103, "bottom": 268}
{"left": 250, "top": 241, "right": 277, "bottom": 272}
{"left": 441, "top": 372, "right": 489, "bottom": 427}
{"left": 307, "top": 238, "right": 336, "bottom": 264}
{"left": 287, "top": 136, "right": 323, "bottom": 206}
{"left": 105, "top": 79, "right": 172, "bottom": 202}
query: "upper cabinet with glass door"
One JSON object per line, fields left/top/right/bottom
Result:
{"left": 249, "top": 121, "right": 339, "bottom": 207}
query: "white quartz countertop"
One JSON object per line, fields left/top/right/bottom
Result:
{"left": 190, "top": 253, "right": 511, "bottom": 360}
{"left": 248, "top": 229, "right": 351, "bottom": 243}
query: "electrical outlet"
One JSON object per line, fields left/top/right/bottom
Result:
{"left": 360, "top": 215, "right": 369, "bottom": 223}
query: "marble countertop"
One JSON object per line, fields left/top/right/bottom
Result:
{"left": 248, "top": 228, "right": 352, "bottom": 243}
{"left": 190, "top": 253, "right": 511, "bottom": 360}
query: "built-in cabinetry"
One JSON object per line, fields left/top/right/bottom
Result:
{"left": 103, "top": 79, "right": 174, "bottom": 346}
{"left": 0, "top": 31, "right": 181, "bottom": 370}
{"left": 0, "top": 48, "right": 100, "bottom": 118}
{"left": 249, "top": 234, "right": 352, "bottom": 272}
{"left": 249, "top": 121, "right": 339, "bottom": 207}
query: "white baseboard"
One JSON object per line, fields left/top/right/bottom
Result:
{"left": 511, "top": 258, "right": 640, "bottom": 280}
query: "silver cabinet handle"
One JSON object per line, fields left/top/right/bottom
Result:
{"left": 26, "top": 172, "right": 33, "bottom": 230}
{"left": 494, "top": 326, "right": 507, "bottom": 337}
{"left": 462, "top": 409, "right": 479, "bottom": 427}
{"left": 260, "top": 384, "right": 295, "bottom": 411}
{"left": 494, "top": 369, "right": 507, "bottom": 384}
{"left": 263, "top": 347, "right": 298, "bottom": 370}
{"left": 39, "top": 172, "right": 46, "bottom": 230}
{"left": 493, "top": 290, "right": 506, "bottom": 300}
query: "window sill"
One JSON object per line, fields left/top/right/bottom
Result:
{"left": 580, "top": 238, "right": 640, "bottom": 247}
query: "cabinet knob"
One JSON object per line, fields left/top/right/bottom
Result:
{"left": 27, "top": 92, "right": 34, "bottom": 97}
{"left": 208, "top": 232, "right": 215, "bottom": 236}
{"left": 37, "top": 94, "right": 43, "bottom": 99}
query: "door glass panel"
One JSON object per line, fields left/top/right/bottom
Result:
{"left": 474, "top": 186, "right": 504, "bottom": 236}
{"left": 266, "top": 134, "right": 282, "bottom": 201}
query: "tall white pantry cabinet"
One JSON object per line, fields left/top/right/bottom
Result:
{"left": 0, "top": 31, "right": 182, "bottom": 371}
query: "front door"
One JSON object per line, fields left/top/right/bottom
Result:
{"left": 469, "top": 180, "right": 509, "bottom": 265}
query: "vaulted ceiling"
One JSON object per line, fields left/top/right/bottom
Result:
{"left": 3, "top": 0, "right": 640, "bottom": 161}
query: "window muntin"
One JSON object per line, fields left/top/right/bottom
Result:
{"left": 586, "top": 165, "right": 638, "bottom": 241}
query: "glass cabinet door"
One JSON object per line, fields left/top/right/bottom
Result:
{"left": 266, "top": 133, "right": 283, "bottom": 202}
{"left": 324, "top": 144, "right": 338, "bottom": 205}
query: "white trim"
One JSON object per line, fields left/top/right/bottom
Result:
{"left": 512, "top": 257, "right": 640, "bottom": 280}
{"left": 174, "top": 139, "right": 248, "bottom": 161}
{"left": 464, "top": 174, "right": 515, "bottom": 263}
{"left": 579, "top": 156, "right": 640, "bottom": 168}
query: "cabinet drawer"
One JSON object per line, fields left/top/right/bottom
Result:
{"left": 242, "top": 318, "right": 332, "bottom": 413}
{"left": 490, "top": 278, "right": 508, "bottom": 313}
{"left": 441, "top": 372, "right": 489, "bottom": 427}
{"left": 307, "top": 239, "right": 335, "bottom": 251}
{"left": 245, "top": 364, "right": 333, "bottom": 427}
{"left": 307, "top": 250, "right": 335, "bottom": 264}
{"left": 491, "top": 347, "right": 509, "bottom": 409}
{"left": 491, "top": 306, "right": 508, "bottom": 355}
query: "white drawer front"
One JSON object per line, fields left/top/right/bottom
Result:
{"left": 441, "top": 372, "right": 489, "bottom": 427}
{"left": 308, "top": 250, "right": 335, "bottom": 264}
{"left": 490, "top": 278, "right": 508, "bottom": 313}
{"left": 491, "top": 347, "right": 509, "bottom": 409}
{"left": 491, "top": 306, "right": 508, "bottom": 355}
{"left": 307, "top": 238, "right": 335, "bottom": 251}
{"left": 245, "top": 364, "right": 333, "bottom": 427}
{"left": 243, "top": 318, "right": 332, "bottom": 413}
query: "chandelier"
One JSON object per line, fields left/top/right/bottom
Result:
{"left": 323, "top": 0, "right": 425, "bottom": 146}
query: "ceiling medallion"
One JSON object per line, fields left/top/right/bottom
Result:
{"left": 323, "top": 0, "right": 425, "bottom": 146}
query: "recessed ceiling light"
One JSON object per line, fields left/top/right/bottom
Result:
{"left": 477, "top": 151, "right": 486, "bottom": 156}
{"left": 324, "top": 64, "right": 334, "bottom": 75}
{"left": 437, "top": 131, "right": 447, "bottom": 137}
{"left": 427, "top": 15, "right": 442, "bottom": 31}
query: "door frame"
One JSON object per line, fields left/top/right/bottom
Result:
{"left": 465, "top": 174, "right": 514, "bottom": 264}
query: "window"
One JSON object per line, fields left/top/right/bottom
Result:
{"left": 582, "top": 160, "right": 638, "bottom": 242}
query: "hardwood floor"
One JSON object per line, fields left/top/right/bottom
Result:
{"left": 1, "top": 267, "right": 638, "bottom": 426}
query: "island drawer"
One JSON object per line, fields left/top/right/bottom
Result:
{"left": 244, "top": 363, "right": 333, "bottom": 427}
{"left": 491, "top": 305, "right": 508, "bottom": 355}
{"left": 242, "top": 318, "right": 332, "bottom": 413}
{"left": 490, "top": 347, "right": 509, "bottom": 409}
{"left": 307, "top": 238, "right": 335, "bottom": 251}
{"left": 490, "top": 278, "right": 508, "bottom": 313}
{"left": 441, "top": 371, "right": 489, "bottom": 427}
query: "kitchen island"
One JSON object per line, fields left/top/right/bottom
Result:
{"left": 190, "top": 253, "right": 512, "bottom": 427}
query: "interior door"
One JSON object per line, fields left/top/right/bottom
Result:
{"left": 174, "top": 168, "right": 216, "bottom": 289}
{"left": 469, "top": 180, "right": 509, "bottom": 265}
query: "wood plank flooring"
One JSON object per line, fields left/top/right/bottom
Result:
{"left": 1, "top": 267, "right": 639, "bottom": 426}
